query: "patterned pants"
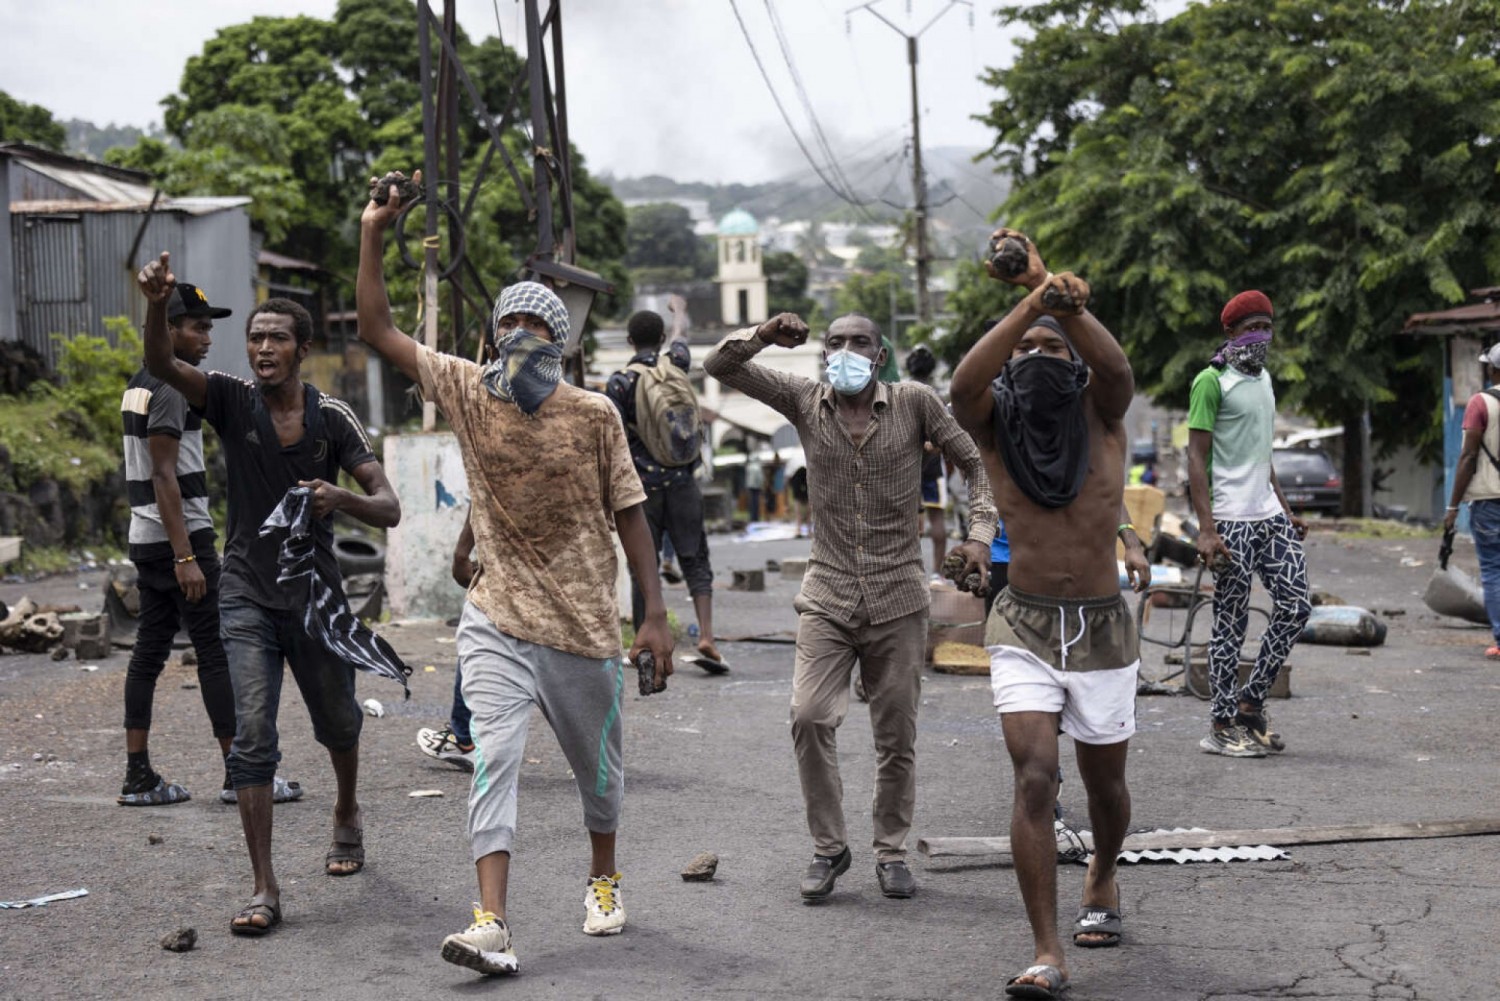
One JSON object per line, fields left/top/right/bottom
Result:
{"left": 1208, "top": 514, "right": 1311, "bottom": 721}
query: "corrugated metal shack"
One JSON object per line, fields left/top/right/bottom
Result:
{"left": 1, "top": 142, "right": 255, "bottom": 380}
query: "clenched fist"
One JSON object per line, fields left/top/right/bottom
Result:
{"left": 756, "top": 312, "right": 810, "bottom": 348}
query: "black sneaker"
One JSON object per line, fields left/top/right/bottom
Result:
{"left": 1236, "top": 707, "right": 1286, "bottom": 753}
{"left": 1198, "top": 723, "right": 1267, "bottom": 758}
{"left": 800, "top": 846, "right": 851, "bottom": 901}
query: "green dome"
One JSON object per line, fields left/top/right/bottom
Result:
{"left": 718, "top": 208, "right": 759, "bottom": 236}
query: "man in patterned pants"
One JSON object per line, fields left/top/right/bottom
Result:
{"left": 1187, "top": 290, "right": 1311, "bottom": 758}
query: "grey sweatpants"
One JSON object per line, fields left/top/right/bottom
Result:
{"left": 454, "top": 602, "right": 626, "bottom": 862}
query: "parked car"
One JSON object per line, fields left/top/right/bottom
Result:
{"left": 1272, "top": 448, "right": 1343, "bottom": 516}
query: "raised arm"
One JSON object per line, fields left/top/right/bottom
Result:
{"left": 702, "top": 313, "right": 813, "bottom": 420}
{"left": 666, "top": 293, "right": 689, "bottom": 346}
{"left": 1059, "top": 308, "right": 1132, "bottom": 421}
{"left": 951, "top": 229, "right": 1050, "bottom": 442}
{"left": 356, "top": 171, "right": 422, "bottom": 383}
{"left": 137, "top": 252, "right": 207, "bottom": 410}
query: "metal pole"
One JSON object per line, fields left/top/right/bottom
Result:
{"left": 526, "top": 0, "right": 555, "bottom": 260}
{"left": 907, "top": 35, "right": 930, "bottom": 325}
{"left": 847, "top": 2, "right": 970, "bottom": 326}
{"left": 441, "top": 1, "right": 465, "bottom": 352}
{"left": 418, "top": 0, "right": 441, "bottom": 430}
{"left": 549, "top": 1, "right": 575, "bottom": 263}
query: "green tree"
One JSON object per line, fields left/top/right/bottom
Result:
{"left": 765, "top": 250, "right": 815, "bottom": 317}
{"left": 626, "top": 202, "right": 701, "bottom": 270}
{"left": 959, "top": 0, "right": 1500, "bottom": 512}
{"left": 106, "top": 0, "right": 628, "bottom": 356}
{"left": 0, "top": 90, "right": 65, "bottom": 150}
{"left": 836, "top": 272, "right": 914, "bottom": 341}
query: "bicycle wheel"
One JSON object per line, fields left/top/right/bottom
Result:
{"left": 1183, "top": 603, "right": 1272, "bottom": 700}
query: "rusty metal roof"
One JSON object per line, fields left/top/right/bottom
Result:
{"left": 1402, "top": 288, "right": 1500, "bottom": 336}
{"left": 10, "top": 196, "right": 251, "bottom": 216}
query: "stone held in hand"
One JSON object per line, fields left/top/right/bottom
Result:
{"left": 988, "top": 235, "right": 1030, "bottom": 279}
{"left": 681, "top": 851, "right": 719, "bottom": 882}
{"left": 1038, "top": 272, "right": 1090, "bottom": 314}
{"left": 368, "top": 172, "right": 423, "bottom": 206}
{"left": 941, "top": 550, "right": 989, "bottom": 598}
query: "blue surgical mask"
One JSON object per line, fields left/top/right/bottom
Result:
{"left": 826, "top": 349, "right": 874, "bottom": 395}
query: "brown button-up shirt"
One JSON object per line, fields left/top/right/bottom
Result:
{"left": 705, "top": 327, "right": 996, "bottom": 624}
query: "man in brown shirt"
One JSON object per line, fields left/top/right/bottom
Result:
{"left": 705, "top": 312, "right": 996, "bottom": 901}
{"left": 358, "top": 173, "right": 674, "bottom": 976}
{"left": 951, "top": 230, "right": 1136, "bottom": 1000}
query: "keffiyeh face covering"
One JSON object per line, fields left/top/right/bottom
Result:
{"left": 482, "top": 282, "right": 571, "bottom": 415}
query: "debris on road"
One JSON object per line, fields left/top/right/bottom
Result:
{"left": 362, "top": 698, "right": 384, "bottom": 718}
{"left": 408, "top": 789, "right": 444, "bottom": 798}
{"left": 0, "top": 888, "right": 88, "bottom": 909}
{"left": 0, "top": 597, "right": 63, "bottom": 653}
{"left": 148, "top": 833, "right": 164, "bottom": 845}
{"left": 1300, "top": 606, "right": 1387, "bottom": 646}
{"left": 681, "top": 852, "right": 718, "bottom": 881}
{"left": 160, "top": 927, "right": 196, "bottom": 952}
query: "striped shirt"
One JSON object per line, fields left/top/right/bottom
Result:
{"left": 704, "top": 327, "right": 996, "bottom": 625}
{"left": 121, "top": 368, "right": 214, "bottom": 562}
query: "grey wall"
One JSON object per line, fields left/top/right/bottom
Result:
{"left": 0, "top": 167, "right": 13, "bottom": 342}
{"left": 7, "top": 205, "right": 254, "bottom": 380}
{"left": 181, "top": 209, "right": 254, "bottom": 381}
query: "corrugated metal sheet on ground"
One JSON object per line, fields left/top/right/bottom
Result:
{"left": 1072, "top": 827, "right": 1289, "bottom": 865}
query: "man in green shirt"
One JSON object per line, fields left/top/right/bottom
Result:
{"left": 1187, "top": 290, "right": 1310, "bottom": 758}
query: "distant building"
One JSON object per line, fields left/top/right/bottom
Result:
{"left": 0, "top": 142, "right": 256, "bottom": 380}
{"left": 716, "top": 208, "right": 767, "bottom": 327}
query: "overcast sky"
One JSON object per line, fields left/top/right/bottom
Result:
{"left": 1, "top": 0, "right": 1022, "bottom": 185}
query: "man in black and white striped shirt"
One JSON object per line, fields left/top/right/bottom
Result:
{"left": 118, "top": 281, "right": 239, "bottom": 807}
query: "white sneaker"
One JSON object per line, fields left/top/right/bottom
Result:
{"left": 417, "top": 726, "right": 476, "bottom": 772}
{"left": 582, "top": 873, "right": 626, "bottom": 936}
{"left": 440, "top": 904, "right": 518, "bottom": 976}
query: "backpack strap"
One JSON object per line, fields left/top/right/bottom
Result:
{"left": 1479, "top": 390, "right": 1500, "bottom": 474}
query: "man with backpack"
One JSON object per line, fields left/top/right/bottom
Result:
{"left": 606, "top": 296, "right": 726, "bottom": 674}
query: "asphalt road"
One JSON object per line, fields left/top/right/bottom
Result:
{"left": 2, "top": 527, "right": 1498, "bottom": 1000}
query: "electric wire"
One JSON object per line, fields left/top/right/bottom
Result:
{"left": 729, "top": 0, "right": 877, "bottom": 217}
{"left": 763, "top": 0, "right": 869, "bottom": 211}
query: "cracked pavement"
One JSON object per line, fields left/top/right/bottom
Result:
{"left": 1, "top": 528, "right": 1497, "bottom": 999}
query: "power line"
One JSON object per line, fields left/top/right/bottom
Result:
{"left": 763, "top": 0, "right": 869, "bottom": 211}
{"left": 728, "top": 0, "right": 876, "bottom": 218}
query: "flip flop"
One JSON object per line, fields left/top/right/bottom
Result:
{"left": 325, "top": 825, "right": 365, "bottom": 876}
{"left": 1073, "top": 905, "right": 1122, "bottom": 947}
{"left": 685, "top": 653, "right": 730, "bottom": 675}
{"left": 1004, "top": 964, "right": 1069, "bottom": 998}
{"left": 1073, "top": 879, "right": 1123, "bottom": 948}
{"left": 230, "top": 900, "right": 281, "bottom": 937}
{"left": 219, "top": 775, "right": 304, "bottom": 805}
{"left": 117, "top": 779, "right": 191, "bottom": 806}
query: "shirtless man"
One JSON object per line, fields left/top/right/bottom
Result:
{"left": 951, "top": 230, "right": 1137, "bottom": 1000}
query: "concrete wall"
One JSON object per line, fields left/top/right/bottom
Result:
{"left": 383, "top": 432, "right": 472, "bottom": 620}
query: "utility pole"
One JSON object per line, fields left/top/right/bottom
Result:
{"left": 848, "top": 1, "right": 971, "bottom": 328}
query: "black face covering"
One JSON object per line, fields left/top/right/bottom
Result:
{"left": 991, "top": 350, "right": 1091, "bottom": 508}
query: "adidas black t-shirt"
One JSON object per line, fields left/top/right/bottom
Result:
{"left": 197, "top": 373, "right": 377, "bottom": 610}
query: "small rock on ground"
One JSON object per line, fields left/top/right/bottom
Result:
{"left": 681, "top": 851, "right": 719, "bottom": 881}
{"left": 160, "top": 928, "right": 196, "bottom": 952}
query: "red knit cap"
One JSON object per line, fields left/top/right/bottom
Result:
{"left": 1221, "top": 290, "right": 1274, "bottom": 330}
